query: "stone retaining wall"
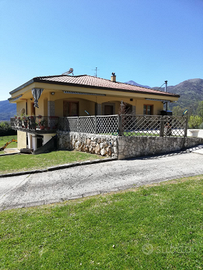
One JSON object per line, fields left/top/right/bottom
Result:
{"left": 57, "top": 131, "right": 117, "bottom": 157}
{"left": 57, "top": 131, "right": 203, "bottom": 160}
{"left": 117, "top": 136, "right": 203, "bottom": 159}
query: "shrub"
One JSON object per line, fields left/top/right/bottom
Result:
{"left": 0, "top": 121, "right": 17, "bottom": 136}
{"left": 188, "top": 115, "right": 202, "bottom": 129}
{"left": 199, "top": 122, "right": 203, "bottom": 129}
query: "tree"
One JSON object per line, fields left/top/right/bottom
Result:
{"left": 172, "top": 106, "right": 184, "bottom": 116}
{"left": 197, "top": 101, "right": 203, "bottom": 120}
{"left": 0, "top": 121, "right": 17, "bottom": 136}
{"left": 188, "top": 115, "right": 202, "bottom": 129}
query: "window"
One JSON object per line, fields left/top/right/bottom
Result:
{"left": 102, "top": 103, "right": 115, "bottom": 115}
{"left": 143, "top": 105, "right": 153, "bottom": 115}
{"left": 63, "top": 101, "right": 79, "bottom": 117}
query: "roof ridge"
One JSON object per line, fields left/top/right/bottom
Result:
{"left": 34, "top": 74, "right": 88, "bottom": 79}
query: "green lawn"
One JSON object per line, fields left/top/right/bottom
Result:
{"left": 0, "top": 176, "right": 203, "bottom": 269}
{"left": 0, "top": 135, "right": 17, "bottom": 149}
{"left": 0, "top": 150, "right": 104, "bottom": 174}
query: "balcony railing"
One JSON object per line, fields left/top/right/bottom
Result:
{"left": 10, "top": 116, "right": 59, "bottom": 133}
{"left": 10, "top": 114, "right": 188, "bottom": 137}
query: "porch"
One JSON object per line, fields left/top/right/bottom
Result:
{"left": 10, "top": 115, "right": 59, "bottom": 134}
{"left": 11, "top": 114, "right": 188, "bottom": 138}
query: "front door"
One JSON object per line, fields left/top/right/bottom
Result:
{"left": 104, "top": 104, "right": 114, "bottom": 115}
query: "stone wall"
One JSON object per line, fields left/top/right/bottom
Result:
{"left": 117, "top": 136, "right": 203, "bottom": 159}
{"left": 57, "top": 131, "right": 118, "bottom": 158}
{"left": 57, "top": 131, "right": 203, "bottom": 160}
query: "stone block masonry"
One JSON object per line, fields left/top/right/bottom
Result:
{"left": 57, "top": 131, "right": 203, "bottom": 160}
{"left": 57, "top": 131, "right": 118, "bottom": 158}
{"left": 117, "top": 136, "right": 203, "bottom": 159}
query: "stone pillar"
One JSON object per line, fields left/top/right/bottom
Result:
{"left": 96, "top": 103, "right": 102, "bottom": 115}
{"left": 48, "top": 101, "right": 55, "bottom": 117}
{"left": 48, "top": 101, "right": 55, "bottom": 129}
{"left": 132, "top": 106, "right": 136, "bottom": 115}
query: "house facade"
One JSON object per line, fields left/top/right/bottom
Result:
{"left": 9, "top": 73, "right": 179, "bottom": 150}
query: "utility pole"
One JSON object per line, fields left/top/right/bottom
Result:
{"left": 165, "top": 80, "right": 168, "bottom": 111}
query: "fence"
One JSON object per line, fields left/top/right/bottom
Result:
{"left": 58, "top": 114, "right": 188, "bottom": 138}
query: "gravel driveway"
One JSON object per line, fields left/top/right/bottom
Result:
{"left": 0, "top": 149, "right": 203, "bottom": 211}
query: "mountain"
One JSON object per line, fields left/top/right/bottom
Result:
{"left": 125, "top": 80, "right": 151, "bottom": 89}
{"left": 0, "top": 100, "right": 16, "bottom": 121}
{"left": 153, "top": 78, "right": 203, "bottom": 112}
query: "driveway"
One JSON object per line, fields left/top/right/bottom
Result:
{"left": 0, "top": 149, "right": 203, "bottom": 211}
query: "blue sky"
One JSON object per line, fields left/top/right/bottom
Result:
{"left": 0, "top": 0, "right": 203, "bottom": 100}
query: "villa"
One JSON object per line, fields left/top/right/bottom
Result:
{"left": 9, "top": 73, "right": 179, "bottom": 151}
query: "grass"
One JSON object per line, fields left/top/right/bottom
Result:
{"left": 0, "top": 150, "right": 105, "bottom": 174}
{"left": 0, "top": 175, "right": 203, "bottom": 269}
{"left": 0, "top": 135, "right": 17, "bottom": 149}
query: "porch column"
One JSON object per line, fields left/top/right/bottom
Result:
{"left": 96, "top": 103, "right": 102, "bottom": 115}
{"left": 27, "top": 133, "right": 32, "bottom": 149}
{"left": 132, "top": 106, "right": 136, "bottom": 115}
{"left": 48, "top": 101, "right": 55, "bottom": 117}
{"left": 32, "top": 135, "right": 37, "bottom": 151}
{"left": 48, "top": 101, "right": 55, "bottom": 129}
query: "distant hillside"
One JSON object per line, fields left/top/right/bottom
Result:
{"left": 0, "top": 100, "right": 16, "bottom": 121}
{"left": 126, "top": 80, "right": 151, "bottom": 89}
{"left": 153, "top": 78, "right": 203, "bottom": 112}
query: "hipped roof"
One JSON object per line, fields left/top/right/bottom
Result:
{"left": 10, "top": 74, "right": 180, "bottom": 98}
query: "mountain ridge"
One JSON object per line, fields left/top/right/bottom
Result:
{"left": 0, "top": 100, "right": 16, "bottom": 121}
{"left": 161, "top": 78, "right": 203, "bottom": 111}
{"left": 130, "top": 78, "right": 203, "bottom": 112}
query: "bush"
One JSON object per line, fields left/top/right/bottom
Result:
{"left": 199, "top": 122, "right": 203, "bottom": 129}
{"left": 0, "top": 121, "right": 17, "bottom": 136}
{"left": 188, "top": 115, "right": 202, "bottom": 129}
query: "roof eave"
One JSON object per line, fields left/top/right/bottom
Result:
{"left": 9, "top": 79, "right": 35, "bottom": 95}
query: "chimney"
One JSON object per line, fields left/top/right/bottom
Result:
{"left": 111, "top": 72, "right": 116, "bottom": 82}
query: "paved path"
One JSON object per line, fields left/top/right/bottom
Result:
{"left": 0, "top": 149, "right": 203, "bottom": 211}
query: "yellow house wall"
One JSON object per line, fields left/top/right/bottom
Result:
{"left": 35, "top": 97, "right": 44, "bottom": 116}
{"left": 79, "top": 99, "right": 95, "bottom": 115}
{"left": 24, "top": 94, "right": 164, "bottom": 116}
{"left": 135, "top": 99, "right": 163, "bottom": 115}
{"left": 55, "top": 99, "right": 63, "bottom": 116}
{"left": 55, "top": 98, "right": 96, "bottom": 117}
{"left": 13, "top": 85, "right": 168, "bottom": 117}
{"left": 26, "top": 99, "right": 32, "bottom": 115}
{"left": 16, "top": 101, "right": 27, "bottom": 116}
{"left": 17, "top": 131, "right": 27, "bottom": 149}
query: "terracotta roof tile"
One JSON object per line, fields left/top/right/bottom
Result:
{"left": 34, "top": 75, "right": 178, "bottom": 97}
{"left": 10, "top": 74, "right": 179, "bottom": 98}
